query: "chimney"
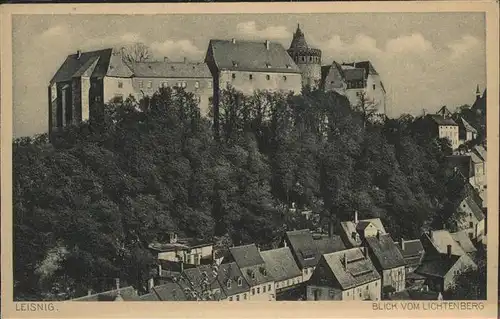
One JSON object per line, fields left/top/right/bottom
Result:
{"left": 231, "top": 38, "right": 236, "bottom": 44}
{"left": 158, "top": 263, "right": 162, "bottom": 276}
{"left": 87, "top": 289, "right": 92, "bottom": 296}
{"left": 76, "top": 50, "right": 82, "bottom": 59}
{"left": 354, "top": 211, "right": 359, "bottom": 224}
{"left": 183, "top": 57, "right": 188, "bottom": 63}
{"left": 328, "top": 219, "right": 334, "bottom": 238}
{"left": 180, "top": 261, "right": 184, "bottom": 273}
{"left": 265, "top": 40, "right": 270, "bottom": 50}
{"left": 376, "top": 230, "right": 381, "bottom": 240}
{"left": 362, "top": 246, "right": 368, "bottom": 258}
{"left": 446, "top": 244, "right": 452, "bottom": 257}
{"left": 164, "top": 57, "right": 169, "bottom": 62}
{"left": 475, "top": 85, "right": 481, "bottom": 101}
{"left": 148, "top": 277, "right": 155, "bottom": 291}
{"left": 343, "top": 253, "right": 348, "bottom": 269}
{"left": 401, "top": 238, "right": 405, "bottom": 251}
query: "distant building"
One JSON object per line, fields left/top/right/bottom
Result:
{"left": 260, "top": 247, "right": 303, "bottom": 294}
{"left": 217, "top": 262, "right": 251, "bottom": 301}
{"left": 282, "top": 229, "right": 321, "bottom": 282}
{"left": 148, "top": 232, "right": 214, "bottom": 266}
{"left": 306, "top": 247, "right": 381, "bottom": 301}
{"left": 450, "top": 230, "right": 477, "bottom": 255}
{"left": 287, "top": 24, "right": 322, "bottom": 88}
{"left": 48, "top": 48, "right": 212, "bottom": 134}
{"left": 224, "top": 244, "right": 275, "bottom": 301}
{"left": 395, "top": 239, "right": 425, "bottom": 274}
{"left": 364, "top": 233, "right": 407, "bottom": 295}
{"left": 338, "top": 211, "right": 388, "bottom": 248}
{"left": 455, "top": 196, "right": 486, "bottom": 242}
{"left": 426, "top": 107, "right": 460, "bottom": 150}
{"left": 457, "top": 117, "right": 478, "bottom": 144}
{"left": 182, "top": 264, "right": 227, "bottom": 301}
{"left": 420, "top": 230, "right": 477, "bottom": 268}
{"left": 388, "top": 288, "right": 443, "bottom": 301}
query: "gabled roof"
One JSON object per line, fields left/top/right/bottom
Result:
{"left": 240, "top": 263, "right": 274, "bottom": 286}
{"left": 421, "top": 230, "right": 477, "bottom": 269}
{"left": 415, "top": 253, "right": 461, "bottom": 278}
{"left": 342, "top": 68, "right": 365, "bottom": 82}
{"left": 342, "top": 61, "right": 378, "bottom": 79}
{"left": 459, "top": 117, "right": 478, "bottom": 134}
{"left": 260, "top": 247, "right": 302, "bottom": 282}
{"left": 72, "top": 286, "right": 141, "bottom": 301}
{"left": 450, "top": 230, "right": 477, "bottom": 254}
{"left": 436, "top": 105, "right": 453, "bottom": 118}
{"left": 217, "top": 262, "right": 250, "bottom": 296}
{"left": 313, "top": 234, "right": 347, "bottom": 255}
{"left": 365, "top": 234, "right": 406, "bottom": 270}
{"left": 472, "top": 145, "right": 487, "bottom": 162}
{"left": 284, "top": 229, "right": 321, "bottom": 269}
{"left": 340, "top": 218, "right": 387, "bottom": 247}
{"left": 229, "top": 244, "right": 265, "bottom": 268}
{"left": 182, "top": 264, "right": 226, "bottom": 300}
{"left": 427, "top": 114, "right": 458, "bottom": 126}
{"left": 139, "top": 292, "right": 160, "bottom": 301}
{"left": 288, "top": 24, "right": 309, "bottom": 50}
{"left": 395, "top": 239, "right": 425, "bottom": 268}
{"left": 206, "top": 39, "right": 301, "bottom": 74}
{"left": 151, "top": 281, "right": 189, "bottom": 301}
{"left": 127, "top": 61, "right": 211, "bottom": 78}
{"left": 462, "top": 196, "right": 485, "bottom": 221}
{"left": 322, "top": 248, "right": 381, "bottom": 290}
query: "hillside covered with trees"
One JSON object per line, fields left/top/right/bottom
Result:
{"left": 13, "top": 86, "right": 479, "bottom": 300}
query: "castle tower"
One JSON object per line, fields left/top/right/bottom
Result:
{"left": 475, "top": 84, "right": 481, "bottom": 101}
{"left": 287, "top": 24, "right": 322, "bottom": 88}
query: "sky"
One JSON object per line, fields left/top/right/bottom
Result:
{"left": 12, "top": 13, "right": 486, "bottom": 138}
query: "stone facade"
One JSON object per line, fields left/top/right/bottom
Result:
{"left": 287, "top": 25, "right": 322, "bottom": 88}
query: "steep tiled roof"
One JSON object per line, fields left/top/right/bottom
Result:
{"left": 428, "top": 114, "right": 458, "bottom": 126}
{"left": 365, "top": 234, "right": 406, "bottom": 270}
{"left": 229, "top": 244, "right": 265, "bottom": 268}
{"left": 395, "top": 239, "right": 424, "bottom": 268}
{"left": 472, "top": 145, "right": 487, "bottom": 162}
{"left": 260, "top": 247, "right": 302, "bottom": 282}
{"left": 424, "top": 230, "right": 467, "bottom": 256}
{"left": 139, "top": 292, "right": 160, "bottom": 301}
{"left": 72, "top": 286, "right": 140, "bottom": 301}
{"left": 415, "top": 253, "right": 461, "bottom": 278}
{"left": 342, "top": 61, "right": 378, "bottom": 79}
{"left": 464, "top": 196, "right": 485, "bottom": 221}
{"left": 322, "top": 248, "right": 381, "bottom": 290}
{"left": 240, "top": 264, "right": 274, "bottom": 287}
{"left": 342, "top": 68, "right": 365, "bottom": 82}
{"left": 183, "top": 264, "right": 226, "bottom": 300}
{"left": 217, "top": 262, "right": 250, "bottom": 297}
{"left": 285, "top": 229, "right": 321, "bottom": 269}
{"left": 313, "top": 234, "right": 346, "bottom": 255}
{"left": 151, "top": 281, "right": 189, "bottom": 301}
{"left": 128, "top": 61, "right": 211, "bottom": 78}
{"left": 459, "top": 117, "right": 478, "bottom": 134}
{"left": 450, "top": 230, "right": 477, "bottom": 254}
{"left": 340, "top": 218, "right": 387, "bottom": 248}
{"left": 206, "top": 39, "right": 301, "bottom": 74}
{"left": 288, "top": 24, "right": 309, "bottom": 50}
{"left": 469, "top": 152, "right": 483, "bottom": 164}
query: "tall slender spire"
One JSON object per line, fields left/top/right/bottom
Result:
{"left": 476, "top": 84, "right": 481, "bottom": 100}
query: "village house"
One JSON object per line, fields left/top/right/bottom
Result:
{"left": 217, "top": 262, "right": 251, "bottom": 301}
{"left": 446, "top": 154, "right": 486, "bottom": 194}
{"left": 148, "top": 232, "right": 214, "bottom": 267}
{"left": 306, "top": 247, "right": 381, "bottom": 301}
{"left": 450, "top": 230, "right": 477, "bottom": 255}
{"left": 457, "top": 117, "right": 478, "bottom": 144}
{"left": 395, "top": 238, "right": 425, "bottom": 274}
{"left": 364, "top": 232, "right": 407, "bottom": 296}
{"left": 282, "top": 230, "right": 321, "bottom": 282}
{"left": 414, "top": 246, "right": 476, "bottom": 293}
{"left": 426, "top": 108, "right": 460, "bottom": 150}
{"left": 48, "top": 48, "right": 213, "bottom": 134}
{"left": 338, "top": 211, "right": 388, "bottom": 248}
{"left": 260, "top": 247, "right": 303, "bottom": 297}
{"left": 224, "top": 244, "right": 276, "bottom": 301}
{"left": 182, "top": 264, "right": 226, "bottom": 301}
{"left": 420, "top": 230, "right": 477, "bottom": 268}
{"left": 455, "top": 196, "right": 486, "bottom": 243}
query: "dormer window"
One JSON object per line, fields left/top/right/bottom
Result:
{"left": 266, "top": 63, "right": 271, "bottom": 68}
{"left": 227, "top": 279, "right": 231, "bottom": 289}
{"left": 232, "top": 61, "right": 238, "bottom": 67}
{"left": 237, "top": 277, "right": 243, "bottom": 286}
{"left": 286, "top": 64, "right": 291, "bottom": 69}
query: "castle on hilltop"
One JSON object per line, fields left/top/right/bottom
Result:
{"left": 48, "top": 24, "right": 386, "bottom": 135}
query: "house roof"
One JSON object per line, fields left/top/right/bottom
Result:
{"left": 217, "top": 262, "right": 251, "bottom": 296}
{"left": 285, "top": 229, "right": 321, "bottom": 269}
{"left": 428, "top": 114, "right": 458, "bottom": 126}
{"left": 139, "top": 292, "right": 160, "bottom": 301}
{"left": 469, "top": 152, "right": 483, "bottom": 164}
{"left": 151, "top": 281, "right": 189, "bottom": 301}
{"left": 340, "top": 218, "right": 387, "bottom": 247}
{"left": 473, "top": 145, "right": 487, "bottom": 162}
{"left": 149, "top": 237, "right": 213, "bottom": 253}
{"left": 260, "top": 247, "right": 302, "bottom": 282}
{"left": 395, "top": 239, "right": 425, "bottom": 268}
{"left": 459, "top": 117, "right": 478, "bottom": 134}
{"left": 322, "top": 248, "right": 381, "bottom": 290}
{"left": 436, "top": 105, "right": 453, "bottom": 118}
{"left": 425, "top": 230, "right": 468, "bottom": 257}
{"left": 206, "top": 39, "right": 301, "bottom": 74}
{"left": 450, "top": 230, "right": 477, "bottom": 253}
{"left": 240, "top": 264, "right": 274, "bottom": 287}
{"left": 463, "top": 196, "right": 485, "bottom": 221}
{"left": 415, "top": 253, "right": 461, "bottom": 278}
{"left": 72, "top": 286, "right": 141, "bottom": 301}
{"left": 313, "top": 234, "right": 347, "bottom": 255}
{"left": 50, "top": 48, "right": 135, "bottom": 84}
{"left": 389, "top": 290, "right": 442, "bottom": 300}
{"left": 127, "top": 61, "right": 211, "bottom": 78}
{"left": 288, "top": 24, "right": 309, "bottom": 50}
{"left": 365, "top": 234, "right": 407, "bottom": 270}
{"left": 182, "top": 264, "right": 226, "bottom": 300}
{"left": 342, "top": 68, "right": 365, "bottom": 82}
{"left": 321, "top": 61, "right": 345, "bottom": 84}
{"left": 342, "top": 61, "right": 378, "bottom": 79}
{"left": 229, "top": 244, "right": 265, "bottom": 268}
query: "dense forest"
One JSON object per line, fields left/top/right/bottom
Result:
{"left": 13, "top": 86, "right": 484, "bottom": 300}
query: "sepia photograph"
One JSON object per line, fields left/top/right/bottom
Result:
{"left": 1, "top": 2, "right": 499, "bottom": 318}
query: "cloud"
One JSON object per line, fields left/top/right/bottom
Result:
{"left": 385, "top": 33, "right": 433, "bottom": 54}
{"left": 447, "top": 35, "right": 480, "bottom": 59}
{"left": 40, "top": 25, "right": 67, "bottom": 39}
{"left": 150, "top": 39, "right": 204, "bottom": 61}
{"left": 236, "top": 21, "right": 291, "bottom": 40}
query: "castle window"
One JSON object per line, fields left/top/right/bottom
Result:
{"left": 161, "top": 81, "right": 168, "bottom": 87}
{"left": 238, "top": 277, "right": 243, "bottom": 286}
{"left": 236, "top": 295, "right": 240, "bottom": 301}
{"left": 147, "top": 81, "right": 152, "bottom": 89}
{"left": 373, "top": 84, "right": 376, "bottom": 90}
{"left": 232, "top": 73, "right": 236, "bottom": 80}
{"left": 138, "top": 81, "right": 143, "bottom": 88}
{"left": 195, "top": 81, "right": 199, "bottom": 88}
{"left": 301, "top": 56, "right": 305, "bottom": 62}
{"left": 118, "top": 81, "right": 123, "bottom": 88}
{"left": 208, "top": 81, "right": 212, "bottom": 89}
{"left": 283, "top": 76, "right": 287, "bottom": 81}
{"left": 266, "top": 75, "right": 270, "bottom": 81}
{"left": 309, "top": 56, "right": 312, "bottom": 62}
{"left": 249, "top": 74, "right": 253, "bottom": 80}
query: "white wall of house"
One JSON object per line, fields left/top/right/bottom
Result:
{"left": 103, "top": 76, "right": 135, "bottom": 103}
{"left": 438, "top": 125, "right": 459, "bottom": 149}
{"left": 307, "top": 279, "right": 381, "bottom": 301}
{"left": 248, "top": 281, "right": 275, "bottom": 301}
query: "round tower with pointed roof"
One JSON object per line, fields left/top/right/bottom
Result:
{"left": 287, "top": 24, "right": 322, "bottom": 88}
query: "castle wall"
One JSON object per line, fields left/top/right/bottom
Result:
{"left": 218, "top": 70, "right": 302, "bottom": 96}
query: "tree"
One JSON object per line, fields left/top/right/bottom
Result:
{"left": 353, "top": 91, "right": 379, "bottom": 128}
{"left": 122, "top": 43, "right": 152, "bottom": 64}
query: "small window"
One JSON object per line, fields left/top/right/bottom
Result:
{"left": 372, "top": 84, "right": 376, "bottom": 90}
{"left": 195, "top": 81, "right": 199, "bottom": 88}
{"left": 236, "top": 295, "right": 240, "bottom": 301}
{"left": 347, "top": 291, "right": 349, "bottom": 296}
{"left": 249, "top": 74, "right": 253, "bottom": 80}
{"left": 375, "top": 282, "right": 378, "bottom": 287}
{"left": 95, "top": 96, "right": 101, "bottom": 102}
{"left": 147, "top": 81, "right": 152, "bottom": 88}
{"left": 263, "top": 285, "right": 266, "bottom": 293}
{"left": 257, "top": 287, "right": 260, "bottom": 294}
{"left": 251, "top": 272, "right": 255, "bottom": 279}
{"left": 208, "top": 81, "right": 212, "bottom": 89}
{"left": 244, "top": 293, "right": 247, "bottom": 300}
{"left": 283, "top": 76, "right": 287, "bottom": 81}
{"left": 138, "top": 81, "right": 143, "bottom": 88}
{"left": 469, "top": 222, "right": 473, "bottom": 228}
{"left": 232, "top": 73, "right": 236, "bottom": 79}
{"left": 237, "top": 277, "right": 243, "bottom": 286}
{"left": 118, "top": 81, "right": 123, "bottom": 88}
{"left": 229, "top": 296, "right": 233, "bottom": 301}
{"left": 268, "top": 284, "right": 271, "bottom": 291}
{"left": 227, "top": 280, "right": 231, "bottom": 289}
{"left": 252, "top": 288, "right": 255, "bottom": 295}
{"left": 266, "top": 75, "right": 270, "bottom": 80}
